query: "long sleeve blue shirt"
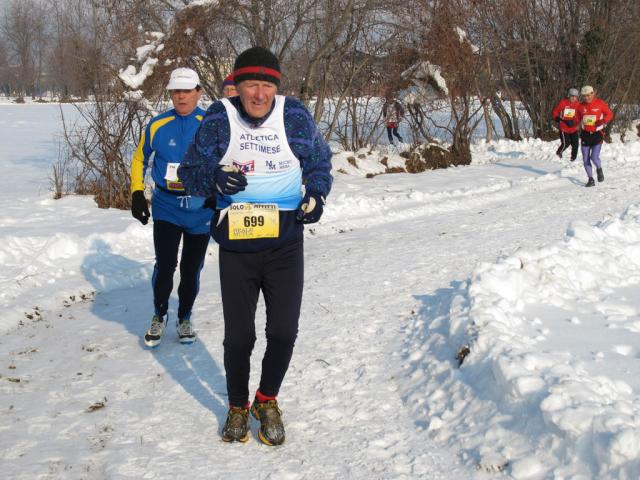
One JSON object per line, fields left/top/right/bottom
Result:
{"left": 131, "top": 107, "right": 205, "bottom": 193}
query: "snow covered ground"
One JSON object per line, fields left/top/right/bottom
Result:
{"left": 1, "top": 104, "right": 640, "bottom": 479}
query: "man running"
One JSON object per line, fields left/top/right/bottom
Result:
{"left": 179, "top": 47, "right": 332, "bottom": 445}
{"left": 552, "top": 88, "right": 581, "bottom": 161}
{"left": 130, "top": 68, "right": 212, "bottom": 347}
{"left": 578, "top": 85, "right": 613, "bottom": 187}
{"left": 382, "top": 95, "right": 404, "bottom": 145}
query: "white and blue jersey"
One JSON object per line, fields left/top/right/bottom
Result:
{"left": 179, "top": 95, "right": 333, "bottom": 252}
{"left": 218, "top": 96, "right": 303, "bottom": 211}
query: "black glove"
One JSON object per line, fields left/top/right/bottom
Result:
{"left": 131, "top": 190, "right": 150, "bottom": 225}
{"left": 203, "top": 196, "right": 217, "bottom": 210}
{"left": 563, "top": 119, "right": 574, "bottom": 127}
{"left": 295, "top": 191, "right": 325, "bottom": 224}
{"left": 214, "top": 166, "right": 247, "bottom": 195}
{"left": 554, "top": 116, "right": 561, "bottom": 123}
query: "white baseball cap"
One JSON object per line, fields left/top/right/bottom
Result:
{"left": 580, "top": 85, "right": 594, "bottom": 95}
{"left": 166, "top": 68, "right": 200, "bottom": 90}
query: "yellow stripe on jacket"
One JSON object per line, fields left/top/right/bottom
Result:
{"left": 129, "top": 116, "right": 176, "bottom": 193}
{"left": 130, "top": 130, "right": 147, "bottom": 193}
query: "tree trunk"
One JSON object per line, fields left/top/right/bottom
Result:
{"left": 490, "top": 94, "right": 516, "bottom": 140}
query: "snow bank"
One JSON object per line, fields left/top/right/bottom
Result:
{"left": 332, "top": 148, "right": 406, "bottom": 177}
{"left": 472, "top": 136, "right": 640, "bottom": 167}
{"left": 404, "top": 204, "right": 640, "bottom": 478}
{"left": 0, "top": 222, "right": 156, "bottom": 333}
{"left": 332, "top": 133, "right": 640, "bottom": 180}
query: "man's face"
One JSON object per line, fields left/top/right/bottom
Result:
{"left": 569, "top": 95, "right": 578, "bottom": 102}
{"left": 583, "top": 92, "right": 595, "bottom": 103}
{"left": 223, "top": 84, "right": 238, "bottom": 98}
{"left": 170, "top": 88, "right": 202, "bottom": 116}
{"left": 237, "top": 80, "right": 277, "bottom": 118}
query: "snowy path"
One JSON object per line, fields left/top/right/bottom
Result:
{"left": 1, "top": 238, "right": 467, "bottom": 479}
{"left": 2, "top": 105, "right": 640, "bottom": 479}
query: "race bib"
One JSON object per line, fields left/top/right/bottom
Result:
{"left": 563, "top": 108, "right": 576, "bottom": 119}
{"left": 165, "top": 163, "right": 179, "bottom": 181}
{"left": 228, "top": 203, "right": 279, "bottom": 240}
{"left": 583, "top": 114, "right": 597, "bottom": 126}
{"left": 164, "top": 163, "right": 184, "bottom": 190}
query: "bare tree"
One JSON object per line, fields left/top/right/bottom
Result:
{"left": 578, "top": 0, "right": 640, "bottom": 137}
{"left": 409, "top": 0, "right": 485, "bottom": 163}
{"left": 37, "top": 0, "right": 640, "bottom": 208}
{"left": 1, "top": 0, "right": 40, "bottom": 98}
{"left": 54, "top": 0, "right": 171, "bottom": 207}
{"left": 0, "top": 37, "right": 12, "bottom": 96}
{"left": 469, "top": 0, "right": 640, "bottom": 140}
{"left": 60, "top": 97, "right": 150, "bottom": 208}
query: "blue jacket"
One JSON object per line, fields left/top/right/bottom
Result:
{"left": 178, "top": 96, "right": 332, "bottom": 252}
{"left": 131, "top": 107, "right": 205, "bottom": 193}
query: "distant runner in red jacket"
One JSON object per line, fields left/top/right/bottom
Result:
{"left": 551, "top": 88, "right": 580, "bottom": 161}
{"left": 578, "top": 85, "right": 613, "bottom": 187}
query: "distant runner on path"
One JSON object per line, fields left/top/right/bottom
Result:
{"left": 578, "top": 85, "right": 613, "bottom": 187}
{"left": 383, "top": 95, "right": 405, "bottom": 145}
{"left": 552, "top": 88, "right": 581, "bottom": 161}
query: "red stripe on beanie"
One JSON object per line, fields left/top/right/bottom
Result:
{"left": 222, "top": 74, "right": 234, "bottom": 87}
{"left": 233, "top": 66, "right": 281, "bottom": 80}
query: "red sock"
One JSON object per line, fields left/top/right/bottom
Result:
{"left": 255, "top": 390, "right": 277, "bottom": 403}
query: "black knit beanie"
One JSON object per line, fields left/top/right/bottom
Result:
{"left": 233, "top": 47, "right": 281, "bottom": 87}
